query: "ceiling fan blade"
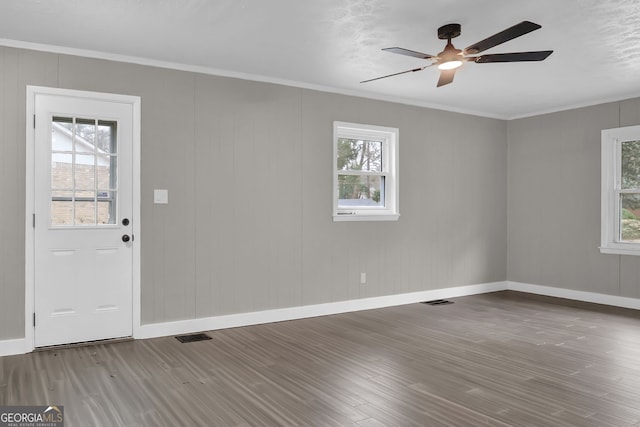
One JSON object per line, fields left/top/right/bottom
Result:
{"left": 436, "top": 69, "right": 456, "bottom": 87}
{"left": 464, "top": 21, "right": 541, "bottom": 55}
{"left": 471, "top": 50, "right": 553, "bottom": 63}
{"left": 382, "top": 47, "right": 435, "bottom": 59}
{"left": 361, "top": 65, "right": 433, "bottom": 83}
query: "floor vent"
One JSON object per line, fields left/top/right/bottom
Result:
{"left": 175, "top": 333, "right": 212, "bottom": 343}
{"left": 422, "top": 299, "right": 454, "bottom": 306}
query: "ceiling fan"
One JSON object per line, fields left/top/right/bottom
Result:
{"left": 361, "top": 21, "right": 553, "bottom": 87}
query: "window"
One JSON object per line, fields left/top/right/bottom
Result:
{"left": 50, "top": 116, "right": 118, "bottom": 226}
{"left": 333, "top": 121, "right": 399, "bottom": 221}
{"left": 601, "top": 125, "right": 640, "bottom": 255}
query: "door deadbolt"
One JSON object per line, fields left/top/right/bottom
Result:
{"left": 122, "top": 218, "right": 130, "bottom": 226}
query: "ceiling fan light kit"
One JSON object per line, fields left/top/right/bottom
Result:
{"left": 362, "top": 21, "right": 553, "bottom": 87}
{"left": 438, "top": 60, "right": 462, "bottom": 71}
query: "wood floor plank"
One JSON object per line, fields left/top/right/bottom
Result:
{"left": 2, "top": 291, "right": 640, "bottom": 426}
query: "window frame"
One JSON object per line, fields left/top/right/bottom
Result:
{"left": 601, "top": 125, "right": 640, "bottom": 255}
{"left": 333, "top": 121, "right": 399, "bottom": 222}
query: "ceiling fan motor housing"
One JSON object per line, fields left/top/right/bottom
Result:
{"left": 438, "top": 23, "right": 461, "bottom": 40}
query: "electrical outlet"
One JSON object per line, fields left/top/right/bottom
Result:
{"left": 360, "top": 272, "right": 366, "bottom": 284}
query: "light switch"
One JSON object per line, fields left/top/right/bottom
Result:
{"left": 154, "top": 189, "right": 168, "bottom": 204}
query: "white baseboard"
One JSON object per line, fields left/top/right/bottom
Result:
{"left": 135, "top": 281, "right": 508, "bottom": 340}
{"left": 507, "top": 281, "right": 640, "bottom": 310}
{"left": 4, "top": 280, "right": 639, "bottom": 357}
{"left": 0, "top": 339, "right": 27, "bottom": 357}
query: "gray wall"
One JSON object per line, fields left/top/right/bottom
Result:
{"left": 0, "top": 46, "right": 508, "bottom": 340}
{"left": 507, "top": 98, "right": 640, "bottom": 298}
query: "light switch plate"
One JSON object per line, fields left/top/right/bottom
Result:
{"left": 154, "top": 189, "right": 168, "bottom": 204}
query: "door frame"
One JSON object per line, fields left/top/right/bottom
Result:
{"left": 25, "top": 85, "right": 141, "bottom": 352}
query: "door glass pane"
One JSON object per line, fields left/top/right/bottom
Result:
{"left": 75, "top": 155, "right": 95, "bottom": 189}
{"left": 98, "top": 190, "right": 115, "bottom": 225}
{"left": 337, "top": 138, "right": 383, "bottom": 172}
{"left": 97, "top": 154, "right": 116, "bottom": 189}
{"left": 51, "top": 117, "right": 118, "bottom": 226}
{"left": 621, "top": 193, "right": 640, "bottom": 242}
{"left": 621, "top": 140, "right": 640, "bottom": 190}
{"left": 51, "top": 117, "right": 73, "bottom": 152}
{"left": 337, "top": 175, "right": 384, "bottom": 207}
{"left": 98, "top": 120, "right": 117, "bottom": 154}
{"left": 51, "top": 153, "right": 73, "bottom": 189}
{"left": 75, "top": 194, "right": 96, "bottom": 225}
{"left": 74, "top": 119, "right": 96, "bottom": 153}
{"left": 51, "top": 190, "right": 73, "bottom": 226}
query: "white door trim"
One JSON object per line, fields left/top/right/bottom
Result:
{"left": 25, "top": 85, "right": 141, "bottom": 352}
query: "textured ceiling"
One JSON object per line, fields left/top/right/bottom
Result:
{"left": 1, "top": 0, "right": 640, "bottom": 118}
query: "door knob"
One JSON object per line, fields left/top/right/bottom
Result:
{"left": 122, "top": 234, "right": 131, "bottom": 243}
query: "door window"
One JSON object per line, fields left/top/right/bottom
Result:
{"left": 50, "top": 117, "right": 118, "bottom": 226}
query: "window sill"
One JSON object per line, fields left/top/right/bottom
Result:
{"left": 333, "top": 213, "right": 400, "bottom": 222}
{"left": 599, "top": 246, "right": 640, "bottom": 256}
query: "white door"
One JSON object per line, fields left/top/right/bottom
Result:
{"left": 32, "top": 91, "right": 136, "bottom": 348}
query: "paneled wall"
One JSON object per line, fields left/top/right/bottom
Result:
{"left": 508, "top": 99, "right": 640, "bottom": 297}
{"left": 300, "top": 90, "right": 507, "bottom": 304}
{"left": 1, "top": 48, "right": 58, "bottom": 340}
{"left": 0, "top": 46, "right": 508, "bottom": 340}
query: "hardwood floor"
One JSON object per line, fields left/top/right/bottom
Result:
{"left": 2, "top": 291, "right": 640, "bottom": 426}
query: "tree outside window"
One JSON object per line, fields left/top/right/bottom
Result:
{"left": 337, "top": 138, "right": 383, "bottom": 205}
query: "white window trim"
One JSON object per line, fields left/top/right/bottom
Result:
{"left": 333, "top": 121, "right": 399, "bottom": 222}
{"left": 601, "top": 125, "right": 640, "bottom": 255}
